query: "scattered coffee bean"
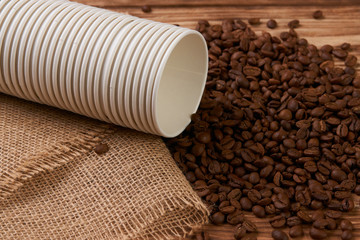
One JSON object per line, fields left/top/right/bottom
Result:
{"left": 341, "top": 42, "right": 351, "bottom": 50}
{"left": 267, "top": 19, "right": 277, "bottom": 29}
{"left": 271, "top": 230, "right": 288, "bottom": 240}
{"left": 141, "top": 5, "right": 152, "bottom": 13}
{"left": 341, "top": 230, "right": 353, "bottom": 240}
{"left": 313, "top": 10, "right": 324, "bottom": 19}
{"left": 94, "top": 143, "right": 109, "bottom": 155}
{"left": 310, "top": 227, "right": 327, "bottom": 239}
{"left": 234, "top": 224, "right": 247, "bottom": 239}
{"left": 289, "top": 225, "right": 304, "bottom": 238}
{"left": 211, "top": 212, "right": 225, "bottom": 225}
{"left": 288, "top": 19, "right": 300, "bottom": 28}
{"left": 166, "top": 18, "right": 359, "bottom": 240}
{"left": 340, "top": 219, "right": 353, "bottom": 231}
{"left": 248, "top": 18, "right": 260, "bottom": 25}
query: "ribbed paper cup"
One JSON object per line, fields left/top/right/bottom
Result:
{"left": 0, "top": 0, "right": 208, "bottom": 137}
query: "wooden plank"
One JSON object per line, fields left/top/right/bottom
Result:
{"left": 74, "top": 0, "right": 360, "bottom": 7}
{"left": 75, "top": 5, "right": 360, "bottom": 47}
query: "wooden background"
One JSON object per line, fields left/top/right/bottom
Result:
{"left": 74, "top": 0, "right": 360, "bottom": 239}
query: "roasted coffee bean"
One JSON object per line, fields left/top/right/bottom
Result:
{"left": 211, "top": 212, "right": 225, "bottom": 225}
{"left": 297, "top": 210, "right": 313, "bottom": 223}
{"left": 240, "top": 197, "right": 253, "bottom": 211}
{"left": 243, "top": 220, "right": 257, "bottom": 233}
{"left": 248, "top": 18, "right": 260, "bottom": 25}
{"left": 267, "top": 19, "right": 277, "bottom": 29}
{"left": 94, "top": 143, "right": 109, "bottom": 155}
{"left": 341, "top": 230, "right": 353, "bottom": 240}
{"left": 289, "top": 225, "right": 304, "bottom": 238}
{"left": 340, "top": 219, "right": 353, "bottom": 231}
{"left": 288, "top": 19, "right": 300, "bottom": 28}
{"left": 234, "top": 224, "right": 247, "bottom": 239}
{"left": 271, "top": 230, "right": 289, "bottom": 240}
{"left": 252, "top": 205, "right": 266, "bottom": 218}
{"left": 313, "top": 219, "right": 329, "bottom": 229}
{"left": 141, "top": 5, "right": 152, "bottom": 13}
{"left": 313, "top": 10, "right": 324, "bottom": 19}
{"left": 287, "top": 216, "right": 302, "bottom": 227}
{"left": 310, "top": 227, "right": 327, "bottom": 239}
{"left": 325, "top": 210, "right": 342, "bottom": 219}
{"left": 227, "top": 210, "right": 245, "bottom": 225}
{"left": 341, "top": 198, "right": 354, "bottom": 212}
{"left": 269, "top": 216, "right": 286, "bottom": 228}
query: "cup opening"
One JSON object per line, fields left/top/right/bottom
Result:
{"left": 154, "top": 31, "right": 208, "bottom": 137}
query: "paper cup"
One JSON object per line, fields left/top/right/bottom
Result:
{"left": 124, "top": 24, "right": 170, "bottom": 133}
{"left": 66, "top": 9, "right": 126, "bottom": 117}
{"left": 0, "top": 0, "right": 208, "bottom": 137}
{"left": 13, "top": 0, "right": 61, "bottom": 102}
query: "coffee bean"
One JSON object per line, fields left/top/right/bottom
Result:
{"left": 345, "top": 55, "right": 357, "bottom": 67}
{"left": 271, "top": 230, "right": 289, "bottom": 240}
{"left": 141, "top": 5, "right": 152, "bottom": 13}
{"left": 341, "top": 198, "right": 354, "bottom": 212}
{"left": 211, "top": 212, "right": 225, "bottom": 225}
{"left": 341, "top": 230, "right": 353, "bottom": 240}
{"left": 297, "top": 210, "right": 313, "bottom": 223}
{"left": 234, "top": 224, "right": 247, "bottom": 239}
{"left": 289, "top": 225, "right": 303, "bottom": 238}
{"left": 286, "top": 216, "right": 302, "bottom": 227}
{"left": 94, "top": 143, "right": 109, "bottom": 155}
{"left": 288, "top": 19, "right": 300, "bottom": 28}
{"left": 313, "top": 219, "right": 329, "bottom": 229}
{"left": 248, "top": 18, "right": 260, "bottom": 25}
{"left": 325, "top": 209, "right": 342, "bottom": 219}
{"left": 240, "top": 197, "right": 253, "bottom": 211}
{"left": 243, "top": 220, "right": 257, "bottom": 233}
{"left": 313, "top": 10, "right": 324, "bottom": 19}
{"left": 252, "top": 205, "right": 265, "bottom": 218}
{"left": 278, "top": 109, "right": 292, "bottom": 120}
{"left": 310, "top": 227, "right": 327, "bottom": 239}
{"left": 326, "top": 218, "right": 337, "bottom": 230}
{"left": 269, "top": 216, "right": 286, "bottom": 228}
{"left": 340, "top": 219, "right": 353, "bottom": 231}
{"left": 333, "top": 49, "right": 348, "bottom": 59}
{"left": 267, "top": 19, "right": 277, "bottom": 29}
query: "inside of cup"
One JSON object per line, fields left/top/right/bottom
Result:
{"left": 154, "top": 31, "right": 208, "bottom": 138}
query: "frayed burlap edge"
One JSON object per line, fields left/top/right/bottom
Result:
{"left": 0, "top": 124, "right": 115, "bottom": 200}
{"left": 124, "top": 194, "right": 209, "bottom": 239}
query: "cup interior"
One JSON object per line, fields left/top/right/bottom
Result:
{"left": 153, "top": 31, "right": 208, "bottom": 137}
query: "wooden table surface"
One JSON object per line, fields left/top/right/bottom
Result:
{"left": 74, "top": 0, "right": 360, "bottom": 239}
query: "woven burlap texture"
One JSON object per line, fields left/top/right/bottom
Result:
{"left": 0, "top": 93, "right": 208, "bottom": 239}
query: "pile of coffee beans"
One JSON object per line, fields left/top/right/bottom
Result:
{"left": 164, "top": 18, "right": 358, "bottom": 240}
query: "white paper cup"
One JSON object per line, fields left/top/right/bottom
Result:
{"left": 142, "top": 29, "right": 186, "bottom": 134}
{"left": 40, "top": 2, "right": 84, "bottom": 109}
{"left": 1, "top": 0, "right": 35, "bottom": 97}
{"left": 66, "top": 9, "right": 127, "bottom": 117}
{"left": 12, "top": 0, "right": 61, "bottom": 102}
{"left": 114, "top": 19, "right": 158, "bottom": 130}
{"left": 124, "top": 23, "right": 170, "bottom": 133}
{"left": 115, "top": 21, "right": 161, "bottom": 131}
{"left": 0, "top": 0, "right": 208, "bottom": 137}
{"left": 45, "top": 4, "right": 98, "bottom": 112}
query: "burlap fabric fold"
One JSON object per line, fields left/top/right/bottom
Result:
{"left": 0, "top": 93, "right": 208, "bottom": 239}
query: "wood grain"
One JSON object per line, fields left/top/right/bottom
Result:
{"left": 75, "top": 0, "right": 360, "bottom": 7}
{"left": 74, "top": 0, "right": 360, "bottom": 239}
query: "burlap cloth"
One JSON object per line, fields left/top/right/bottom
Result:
{"left": 0, "top": 93, "right": 208, "bottom": 239}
